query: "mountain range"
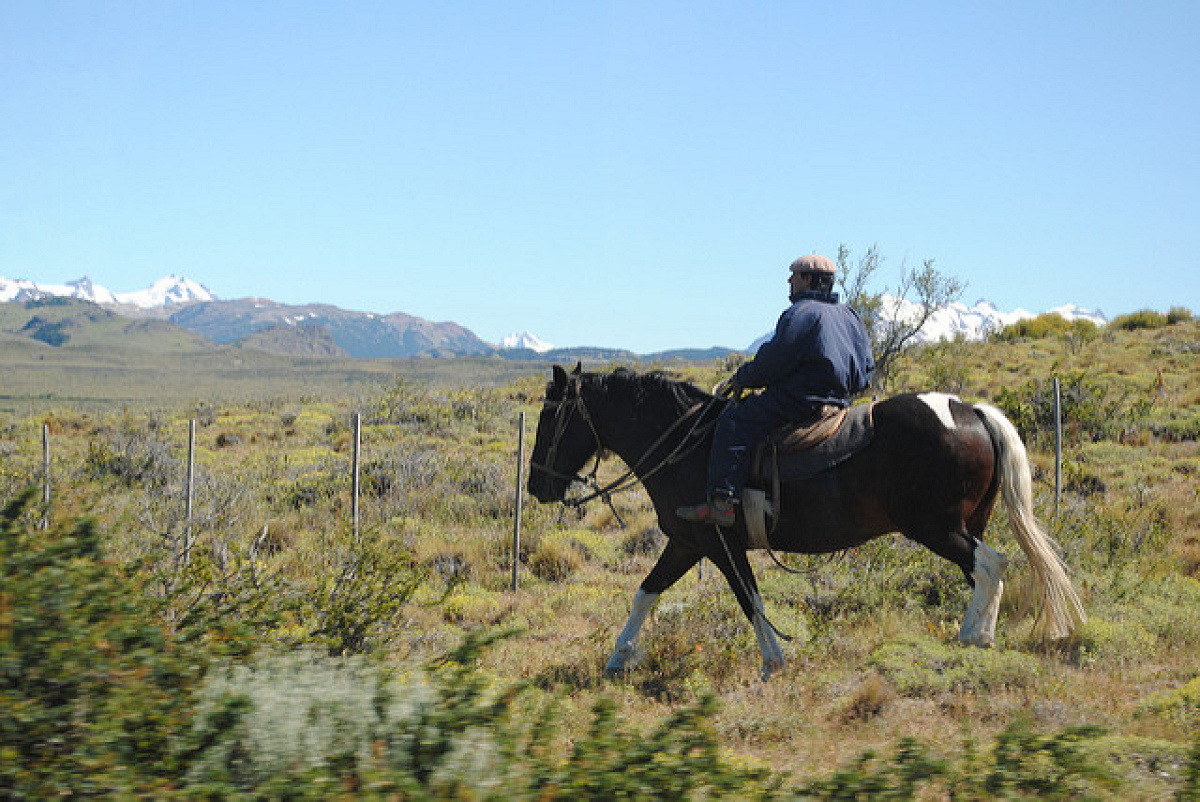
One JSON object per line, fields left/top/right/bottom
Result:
{"left": 0, "top": 275, "right": 214, "bottom": 310}
{"left": 1, "top": 274, "right": 1108, "bottom": 360}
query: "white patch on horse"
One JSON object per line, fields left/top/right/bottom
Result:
{"left": 605, "top": 588, "right": 659, "bottom": 673}
{"left": 750, "top": 590, "right": 786, "bottom": 679}
{"left": 959, "top": 543, "right": 1009, "bottom": 648}
{"left": 918, "top": 392, "right": 960, "bottom": 430}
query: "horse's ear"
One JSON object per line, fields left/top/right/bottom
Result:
{"left": 572, "top": 362, "right": 582, "bottom": 376}
{"left": 552, "top": 365, "right": 568, "bottom": 388}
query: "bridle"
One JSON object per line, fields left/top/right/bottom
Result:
{"left": 530, "top": 375, "right": 606, "bottom": 495}
{"left": 530, "top": 374, "right": 719, "bottom": 510}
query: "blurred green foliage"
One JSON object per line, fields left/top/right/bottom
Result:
{"left": 0, "top": 489, "right": 245, "bottom": 796}
{"left": 3, "top": 486, "right": 1199, "bottom": 797}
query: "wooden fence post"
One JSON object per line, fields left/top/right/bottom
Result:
{"left": 39, "top": 423, "right": 50, "bottom": 530}
{"left": 512, "top": 411, "right": 525, "bottom": 592}
{"left": 184, "top": 419, "right": 196, "bottom": 566}
{"left": 352, "top": 412, "right": 361, "bottom": 538}
{"left": 1053, "top": 377, "right": 1063, "bottom": 515}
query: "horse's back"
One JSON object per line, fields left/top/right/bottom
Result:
{"left": 871, "top": 392, "right": 999, "bottom": 518}
{"left": 874, "top": 391, "right": 979, "bottom": 431}
{"left": 773, "top": 392, "right": 999, "bottom": 550}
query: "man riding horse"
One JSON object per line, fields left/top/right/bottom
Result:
{"left": 677, "top": 253, "right": 875, "bottom": 527}
{"left": 527, "top": 255, "right": 1084, "bottom": 679}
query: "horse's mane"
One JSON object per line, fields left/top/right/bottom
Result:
{"left": 592, "top": 368, "right": 712, "bottom": 416}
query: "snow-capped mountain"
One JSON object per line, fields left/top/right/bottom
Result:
{"left": 500, "top": 331, "right": 555, "bottom": 353}
{"left": 749, "top": 296, "right": 1108, "bottom": 353}
{"left": 1, "top": 274, "right": 492, "bottom": 359}
{"left": 4, "top": 272, "right": 1109, "bottom": 359}
{"left": 1, "top": 276, "right": 116, "bottom": 305}
{"left": 880, "top": 295, "right": 1106, "bottom": 343}
{"left": 116, "top": 275, "right": 215, "bottom": 308}
{"left": 0, "top": 275, "right": 215, "bottom": 308}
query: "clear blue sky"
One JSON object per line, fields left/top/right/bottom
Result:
{"left": 3, "top": 2, "right": 1197, "bottom": 353}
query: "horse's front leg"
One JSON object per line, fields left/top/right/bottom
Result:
{"left": 709, "top": 532, "right": 786, "bottom": 680}
{"left": 605, "top": 539, "right": 700, "bottom": 675}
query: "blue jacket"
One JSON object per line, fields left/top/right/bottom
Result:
{"left": 735, "top": 291, "right": 874, "bottom": 408}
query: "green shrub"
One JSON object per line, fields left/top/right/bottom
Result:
{"left": 1167, "top": 306, "right": 1194, "bottom": 325}
{"left": 528, "top": 537, "right": 582, "bottom": 581}
{"left": 1074, "top": 616, "right": 1157, "bottom": 667}
{"left": 83, "top": 419, "right": 180, "bottom": 488}
{"left": 993, "top": 371, "right": 1152, "bottom": 444}
{"left": 1184, "top": 736, "right": 1200, "bottom": 800}
{"left": 0, "top": 489, "right": 244, "bottom": 796}
{"left": 993, "top": 313, "right": 1099, "bottom": 342}
{"left": 797, "top": 723, "right": 1116, "bottom": 799}
{"left": 1142, "top": 676, "right": 1200, "bottom": 726}
{"left": 797, "top": 737, "right": 950, "bottom": 798}
{"left": 295, "top": 527, "right": 426, "bottom": 656}
{"left": 283, "top": 469, "right": 344, "bottom": 509}
{"left": 189, "top": 650, "right": 423, "bottom": 789}
{"left": 869, "top": 636, "right": 1042, "bottom": 696}
{"left": 1111, "top": 576, "right": 1200, "bottom": 649}
{"left": 190, "top": 630, "right": 782, "bottom": 798}
{"left": 1111, "top": 309, "right": 1170, "bottom": 331}
{"left": 981, "top": 721, "right": 1116, "bottom": 797}
{"left": 442, "top": 585, "right": 505, "bottom": 624}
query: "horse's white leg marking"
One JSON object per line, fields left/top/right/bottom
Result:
{"left": 959, "top": 542, "right": 1009, "bottom": 648}
{"left": 918, "top": 392, "right": 960, "bottom": 430}
{"left": 750, "top": 590, "right": 786, "bottom": 680}
{"left": 605, "top": 588, "right": 659, "bottom": 673}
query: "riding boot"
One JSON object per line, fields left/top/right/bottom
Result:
{"left": 676, "top": 497, "right": 737, "bottom": 526}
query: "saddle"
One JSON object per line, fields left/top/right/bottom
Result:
{"left": 743, "top": 402, "right": 877, "bottom": 549}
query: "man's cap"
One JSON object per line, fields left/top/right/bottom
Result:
{"left": 789, "top": 253, "right": 837, "bottom": 275}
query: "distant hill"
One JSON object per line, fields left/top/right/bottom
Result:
{"left": 1, "top": 275, "right": 496, "bottom": 360}
{"left": 0, "top": 297, "right": 214, "bottom": 354}
{"left": 0, "top": 297, "right": 551, "bottom": 407}
{"left": 235, "top": 323, "right": 349, "bottom": 358}
{"left": 0, "top": 295, "right": 736, "bottom": 367}
{"left": 166, "top": 299, "right": 494, "bottom": 359}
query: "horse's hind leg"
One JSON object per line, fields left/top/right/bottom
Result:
{"left": 605, "top": 539, "right": 700, "bottom": 675}
{"left": 910, "top": 523, "right": 1008, "bottom": 648}
{"left": 961, "top": 541, "right": 1008, "bottom": 647}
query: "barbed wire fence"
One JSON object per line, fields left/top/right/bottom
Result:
{"left": 25, "top": 408, "right": 535, "bottom": 589}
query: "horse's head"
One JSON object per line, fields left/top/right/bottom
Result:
{"left": 527, "top": 363, "right": 602, "bottom": 503}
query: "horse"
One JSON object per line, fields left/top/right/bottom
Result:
{"left": 527, "top": 364, "right": 1085, "bottom": 679}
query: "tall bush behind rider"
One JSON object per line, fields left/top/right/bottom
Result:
{"left": 677, "top": 253, "right": 875, "bottom": 527}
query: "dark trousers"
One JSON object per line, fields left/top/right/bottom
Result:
{"left": 708, "top": 391, "right": 821, "bottom": 501}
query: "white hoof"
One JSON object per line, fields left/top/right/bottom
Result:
{"left": 959, "top": 629, "right": 996, "bottom": 649}
{"left": 760, "top": 658, "right": 785, "bottom": 681}
{"left": 604, "top": 647, "right": 640, "bottom": 675}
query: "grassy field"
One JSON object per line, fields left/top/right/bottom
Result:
{"left": 3, "top": 317, "right": 1198, "bottom": 797}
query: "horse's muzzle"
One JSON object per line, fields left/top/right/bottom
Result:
{"left": 526, "top": 465, "right": 569, "bottom": 504}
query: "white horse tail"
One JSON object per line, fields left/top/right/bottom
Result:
{"left": 975, "top": 403, "right": 1086, "bottom": 642}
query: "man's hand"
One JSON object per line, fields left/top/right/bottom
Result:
{"left": 713, "top": 377, "right": 743, "bottom": 400}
